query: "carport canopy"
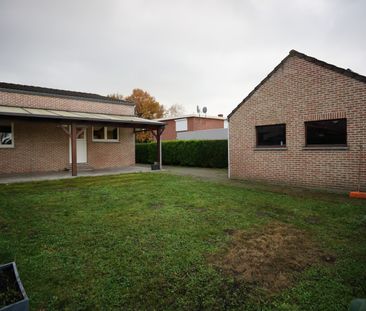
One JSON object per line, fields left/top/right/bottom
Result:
{"left": 0, "top": 104, "right": 165, "bottom": 176}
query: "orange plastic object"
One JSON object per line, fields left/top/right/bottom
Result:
{"left": 349, "top": 192, "right": 366, "bottom": 199}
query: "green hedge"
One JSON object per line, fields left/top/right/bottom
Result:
{"left": 136, "top": 140, "right": 228, "bottom": 168}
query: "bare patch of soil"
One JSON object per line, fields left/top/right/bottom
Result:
{"left": 209, "top": 222, "right": 333, "bottom": 293}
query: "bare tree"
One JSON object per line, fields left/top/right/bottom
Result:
{"left": 165, "top": 104, "right": 186, "bottom": 117}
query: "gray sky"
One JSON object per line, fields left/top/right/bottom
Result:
{"left": 0, "top": 0, "right": 365, "bottom": 116}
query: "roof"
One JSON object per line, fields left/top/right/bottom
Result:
{"left": 228, "top": 50, "right": 366, "bottom": 119}
{"left": 156, "top": 114, "right": 226, "bottom": 121}
{"left": 0, "top": 105, "right": 164, "bottom": 128}
{"left": 0, "top": 82, "right": 135, "bottom": 106}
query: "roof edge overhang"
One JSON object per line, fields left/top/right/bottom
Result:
{"left": 155, "top": 114, "right": 226, "bottom": 121}
{"left": 0, "top": 83, "right": 135, "bottom": 106}
{"left": 0, "top": 106, "right": 164, "bottom": 129}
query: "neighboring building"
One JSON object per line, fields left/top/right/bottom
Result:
{"left": 0, "top": 82, "right": 164, "bottom": 176}
{"left": 228, "top": 50, "right": 366, "bottom": 191}
{"left": 156, "top": 114, "right": 226, "bottom": 140}
{"left": 177, "top": 128, "right": 228, "bottom": 140}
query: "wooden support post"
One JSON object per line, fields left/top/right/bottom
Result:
{"left": 150, "top": 126, "right": 165, "bottom": 170}
{"left": 71, "top": 123, "right": 77, "bottom": 176}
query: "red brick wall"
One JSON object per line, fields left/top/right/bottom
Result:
{"left": 0, "top": 91, "right": 135, "bottom": 115}
{"left": 229, "top": 55, "right": 366, "bottom": 191}
{"left": 87, "top": 127, "right": 135, "bottom": 169}
{"left": 161, "top": 120, "right": 176, "bottom": 140}
{"left": 188, "top": 117, "right": 224, "bottom": 131}
{"left": 0, "top": 120, "right": 135, "bottom": 174}
{"left": 160, "top": 117, "right": 224, "bottom": 141}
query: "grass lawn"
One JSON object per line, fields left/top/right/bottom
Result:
{"left": 0, "top": 173, "right": 365, "bottom": 310}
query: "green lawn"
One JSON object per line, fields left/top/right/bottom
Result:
{"left": 0, "top": 173, "right": 365, "bottom": 310}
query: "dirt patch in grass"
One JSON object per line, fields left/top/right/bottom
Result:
{"left": 209, "top": 222, "right": 333, "bottom": 294}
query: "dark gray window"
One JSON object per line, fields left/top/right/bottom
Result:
{"left": 93, "top": 126, "right": 105, "bottom": 140}
{"left": 107, "top": 127, "right": 118, "bottom": 140}
{"left": 0, "top": 123, "right": 13, "bottom": 147}
{"left": 93, "top": 126, "right": 119, "bottom": 142}
{"left": 305, "top": 119, "right": 347, "bottom": 146}
{"left": 256, "top": 124, "right": 286, "bottom": 147}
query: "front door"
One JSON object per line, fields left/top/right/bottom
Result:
{"left": 69, "top": 127, "right": 87, "bottom": 163}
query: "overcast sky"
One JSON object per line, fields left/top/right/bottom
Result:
{"left": 0, "top": 0, "right": 365, "bottom": 116}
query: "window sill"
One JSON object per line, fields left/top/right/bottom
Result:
{"left": 0, "top": 145, "right": 14, "bottom": 149}
{"left": 254, "top": 147, "right": 287, "bottom": 151}
{"left": 302, "top": 146, "right": 349, "bottom": 151}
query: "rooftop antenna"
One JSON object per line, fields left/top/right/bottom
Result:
{"left": 202, "top": 106, "right": 207, "bottom": 117}
{"left": 196, "top": 105, "right": 201, "bottom": 117}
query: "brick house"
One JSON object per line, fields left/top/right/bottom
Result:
{"left": 228, "top": 50, "right": 366, "bottom": 191}
{"left": 0, "top": 82, "right": 164, "bottom": 176}
{"left": 156, "top": 115, "right": 227, "bottom": 140}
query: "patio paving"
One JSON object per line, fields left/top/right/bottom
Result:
{"left": 0, "top": 165, "right": 152, "bottom": 184}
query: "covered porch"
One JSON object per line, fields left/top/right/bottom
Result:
{"left": 0, "top": 105, "right": 165, "bottom": 176}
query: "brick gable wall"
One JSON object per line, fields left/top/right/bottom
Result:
{"left": 229, "top": 55, "right": 366, "bottom": 191}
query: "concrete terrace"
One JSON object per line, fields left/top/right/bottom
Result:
{"left": 0, "top": 165, "right": 152, "bottom": 184}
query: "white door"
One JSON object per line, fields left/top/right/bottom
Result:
{"left": 69, "top": 127, "right": 87, "bottom": 163}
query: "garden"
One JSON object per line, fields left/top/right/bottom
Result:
{"left": 0, "top": 173, "right": 365, "bottom": 310}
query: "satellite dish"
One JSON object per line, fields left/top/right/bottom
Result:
{"left": 202, "top": 107, "right": 207, "bottom": 114}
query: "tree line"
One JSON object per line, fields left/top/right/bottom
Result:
{"left": 109, "top": 89, "right": 185, "bottom": 142}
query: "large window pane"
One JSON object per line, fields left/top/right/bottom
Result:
{"left": 256, "top": 124, "right": 286, "bottom": 147}
{"left": 0, "top": 125, "right": 12, "bottom": 146}
{"left": 305, "top": 119, "right": 347, "bottom": 145}
{"left": 93, "top": 126, "right": 105, "bottom": 140}
{"left": 107, "top": 127, "right": 118, "bottom": 140}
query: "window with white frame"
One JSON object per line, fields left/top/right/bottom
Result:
{"left": 175, "top": 118, "right": 187, "bottom": 132}
{"left": 0, "top": 122, "right": 14, "bottom": 148}
{"left": 92, "top": 126, "right": 119, "bottom": 142}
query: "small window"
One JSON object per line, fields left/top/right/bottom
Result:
{"left": 256, "top": 124, "right": 286, "bottom": 147}
{"left": 107, "top": 127, "right": 118, "bottom": 140}
{"left": 93, "top": 126, "right": 105, "bottom": 140}
{"left": 92, "top": 126, "right": 119, "bottom": 142}
{"left": 175, "top": 118, "right": 187, "bottom": 132}
{"left": 0, "top": 123, "right": 14, "bottom": 148}
{"left": 305, "top": 119, "right": 347, "bottom": 146}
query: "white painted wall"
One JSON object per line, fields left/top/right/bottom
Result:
{"left": 175, "top": 118, "right": 188, "bottom": 131}
{"left": 177, "top": 128, "right": 228, "bottom": 140}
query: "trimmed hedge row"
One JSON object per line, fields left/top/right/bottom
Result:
{"left": 136, "top": 140, "right": 228, "bottom": 168}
